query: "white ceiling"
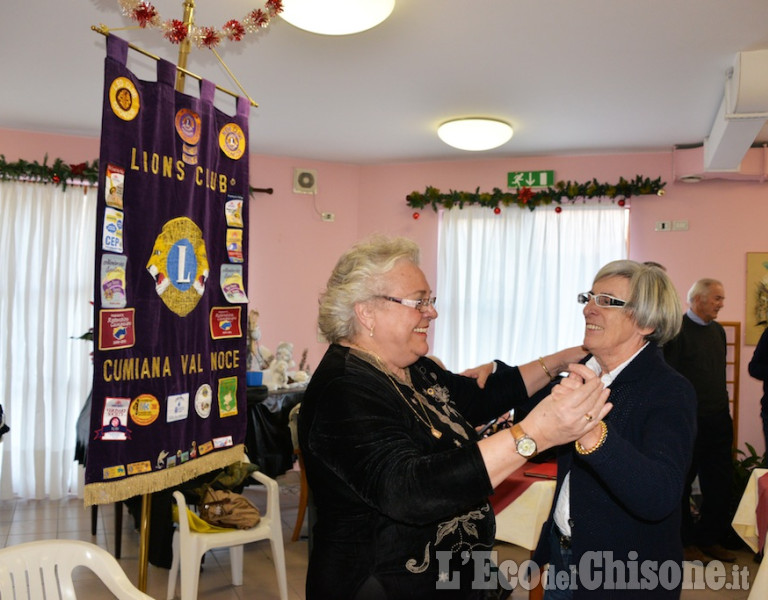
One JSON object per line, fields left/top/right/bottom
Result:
{"left": 3, "top": 0, "right": 768, "bottom": 165}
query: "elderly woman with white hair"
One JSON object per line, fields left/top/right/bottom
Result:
{"left": 298, "top": 235, "right": 611, "bottom": 599}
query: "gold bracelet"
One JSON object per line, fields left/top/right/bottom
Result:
{"left": 575, "top": 420, "right": 608, "bottom": 455}
{"left": 538, "top": 356, "right": 556, "bottom": 382}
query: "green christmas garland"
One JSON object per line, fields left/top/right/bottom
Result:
{"left": 0, "top": 154, "right": 272, "bottom": 196}
{"left": 406, "top": 175, "right": 666, "bottom": 212}
{"left": 0, "top": 156, "right": 663, "bottom": 208}
{"left": 0, "top": 155, "right": 99, "bottom": 190}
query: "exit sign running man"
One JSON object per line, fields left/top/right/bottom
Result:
{"left": 507, "top": 170, "right": 554, "bottom": 188}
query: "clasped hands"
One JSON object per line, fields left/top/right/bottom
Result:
{"left": 460, "top": 359, "right": 611, "bottom": 452}
{"left": 530, "top": 363, "right": 612, "bottom": 452}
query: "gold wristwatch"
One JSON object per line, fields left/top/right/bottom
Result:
{"left": 510, "top": 424, "right": 537, "bottom": 458}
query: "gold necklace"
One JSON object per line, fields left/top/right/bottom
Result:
{"left": 350, "top": 346, "right": 442, "bottom": 439}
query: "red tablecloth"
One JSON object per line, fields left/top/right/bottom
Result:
{"left": 490, "top": 461, "right": 557, "bottom": 514}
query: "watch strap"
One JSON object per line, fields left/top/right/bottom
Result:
{"left": 510, "top": 423, "right": 527, "bottom": 442}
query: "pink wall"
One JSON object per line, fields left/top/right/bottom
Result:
{"left": 630, "top": 176, "right": 768, "bottom": 459}
{"left": 245, "top": 155, "right": 362, "bottom": 373}
{"left": 3, "top": 127, "right": 767, "bottom": 455}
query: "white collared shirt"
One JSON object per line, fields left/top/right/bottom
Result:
{"left": 552, "top": 343, "right": 648, "bottom": 536}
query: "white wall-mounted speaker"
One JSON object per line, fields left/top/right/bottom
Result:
{"left": 293, "top": 168, "right": 318, "bottom": 194}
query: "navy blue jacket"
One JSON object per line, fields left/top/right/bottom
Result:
{"left": 534, "top": 344, "right": 697, "bottom": 598}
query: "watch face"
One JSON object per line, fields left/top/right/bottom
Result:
{"left": 517, "top": 437, "right": 537, "bottom": 457}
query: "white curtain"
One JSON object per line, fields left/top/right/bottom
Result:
{"left": 433, "top": 204, "right": 628, "bottom": 371}
{"left": 0, "top": 181, "right": 96, "bottom": 499}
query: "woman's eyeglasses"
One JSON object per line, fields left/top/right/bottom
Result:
{"left": 577, "top": 292, "right": 626, "bottom": 308}
{"left": 379, "top": 296, "right": 437, "bottom": 313}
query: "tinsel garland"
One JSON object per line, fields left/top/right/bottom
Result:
{"left": 117, "top": 0, "right": 284, "bottom": 49}
{"left": 406, "top": 176, "right": 666, "bottom": 213}
{"left": 0, "top": 154, "right": 268, "bottom": 197}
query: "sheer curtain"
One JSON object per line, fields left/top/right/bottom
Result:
{"left": 0, "top": 181, "right": 96, "bottom": 499}
{"left": 433, "top": 204, "right": 628, "bottom": 371}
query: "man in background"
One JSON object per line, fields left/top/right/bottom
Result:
{"left": 664, "top": 278, "right": 736, "bottom": 563}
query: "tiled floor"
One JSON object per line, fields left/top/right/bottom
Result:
{"left": 0, "top": 470, "right": 309, "bottom": 600}
{"left": 0, "top": 470, "right": 762, "bottom": 599}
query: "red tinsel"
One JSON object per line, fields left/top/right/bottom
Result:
{"left": 163, "top": 19, "right": 188, "bottom": 44}
{"left": 118, "top": 0, "right": 283, "bottom": 49}
{"left": 246, "top": 9, "right": 269, "bottom": 29}
{"left": 133, "top": 2, "right": 159, "bottom": 28}
{"left": 223, "top": 20, "right": 246, "bottom": 41}
{"left": 197, "top": 27, "right": 222, "bottom": 49}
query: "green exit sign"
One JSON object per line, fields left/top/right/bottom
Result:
{"left": 507, "top": 170, "right": 554, "bottom": 188}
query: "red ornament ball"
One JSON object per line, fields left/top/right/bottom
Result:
{"left": 53, "top": 175, "right": 60, "bottom": 183}
{"left": 618, "top": 199, "right": 626, "bottom": 207}
{"left": 412, "top": 212, "right": 420, "bottom": 220}
{"left": 555, "top": 206, "right": 562, "bottom": 214}
{"left": 493, "top": 207, "right": 501, "bottom": 215}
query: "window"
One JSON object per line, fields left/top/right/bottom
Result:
{"left": 0, "top": 181, "right": 96, "bottom": 499}
{"left": 433, "top": 204, "right": 628, "bottom": 370}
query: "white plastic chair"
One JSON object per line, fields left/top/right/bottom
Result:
{"left": 167, "top": 470, "right": 288, "bottom": 600}
{"left": 0, "top": 538, "right": 154, "bottom": 599}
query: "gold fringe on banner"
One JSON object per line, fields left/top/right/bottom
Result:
{"left": 83, "top": 444, "right": 246, "bottom": 506}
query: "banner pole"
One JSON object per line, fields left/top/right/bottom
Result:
{"left": 138, "top": 494, "right": 152, "bottom": 590}
{"left": 175, "top": 0, "right": 196, "bottom": 93}
{"left": 139, "top": 2, "right": 197, "bottom": 587}
{"left": 90, "top": 25, "right": 258, "bottom": 107}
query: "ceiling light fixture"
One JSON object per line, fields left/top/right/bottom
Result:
{"left": 280, "top": 0, "right": 395, "bottom": 36}
{"left": 437, "top": 118, "right": 514, "bottom": 151}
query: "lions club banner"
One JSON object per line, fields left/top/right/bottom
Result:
{"left": 85, "top": 35, "right": 250, "bottom": 505}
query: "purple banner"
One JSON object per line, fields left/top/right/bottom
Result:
{"left": 85, "top": 35, "right": 250, "bottom": 505}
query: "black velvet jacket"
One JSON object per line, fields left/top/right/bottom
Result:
{"left": 298, "top": 344, "right": 529, "bottom": 599}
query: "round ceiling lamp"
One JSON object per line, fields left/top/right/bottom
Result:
{"left": 437, "top": 118, "right": 514, "bottom": 151}
{"left": 280, "top": 0, "right": 396, "bottom": 35}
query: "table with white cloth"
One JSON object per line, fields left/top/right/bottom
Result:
{"left": 492, "top": 466, "right": 557, "bottom": 550}
{"left": 731, "top": 467, "right": 768, "bottom": 599}
{"left": 491, "top": 462, "right": 557, "bottom": 600}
